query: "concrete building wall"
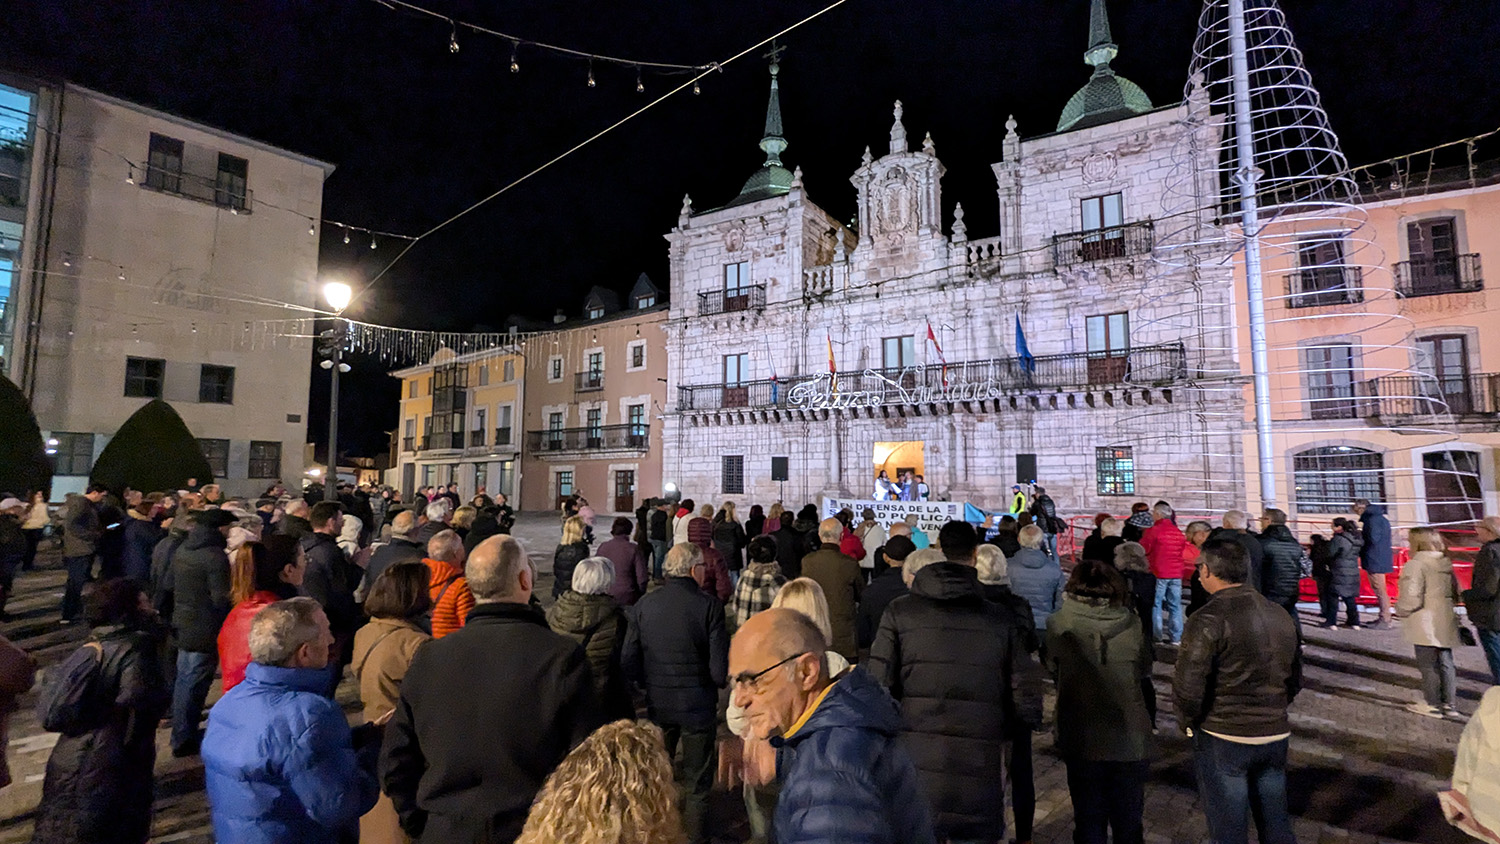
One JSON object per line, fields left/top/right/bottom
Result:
{"left": 9, "top": 83, "right": 331, "bottom": 497}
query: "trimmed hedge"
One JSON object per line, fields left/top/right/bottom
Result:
{"left": 0, "top": 375, "right": 51, "bottom": 497}
{"left": 90, "top": 399, "right": 213, "bottom": 494}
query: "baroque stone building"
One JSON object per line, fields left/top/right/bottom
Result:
{"left": 661, "top": 0, "right": 1245, "bottom": 515}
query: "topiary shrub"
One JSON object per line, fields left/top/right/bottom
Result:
{"left": 90, "top": 399, "right": 213, "bottom": 494}
{"left": 0, "top": 375, "right": 52, "bottom": 497}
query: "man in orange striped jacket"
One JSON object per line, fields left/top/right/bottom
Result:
{"left": 423, "top": 530, "right": 475, "bottom": 638}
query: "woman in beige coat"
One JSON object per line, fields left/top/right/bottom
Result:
{"left": 352, "top": 563, "right": 432, "bottom": 844}
{"left": 1396, "top": 527, "right": 1462, "bottom": 719}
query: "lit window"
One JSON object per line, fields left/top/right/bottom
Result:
{"left": 1095, "top": 446, "right": 1134, "bottom": 496}
{"left": 1293, "top": 446, "right": 1385, "bottom": 514}
{"left": 51, "top": 432, "right": 95, "bottom": 476}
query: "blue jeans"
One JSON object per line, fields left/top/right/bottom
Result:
{"left": 1191, "top": 731, "right": 1297, "bottom": 844}
{"left": 172, "top": 650, "right": 218, "bottom": 751}
{"left": 1479, "top": 628, "right": 1500, "bottom": 686}
{"left": 1042, "top": 532, "right": 1058, "bottom": 563}
{"left": 61, "top": 554, "right": 94, "bottom": 620}
{"left": 1153, "top": 577, "right": 1184, "bottom": 643}
{"left": 648, "top": 539, "right": 667, "bottom": 579}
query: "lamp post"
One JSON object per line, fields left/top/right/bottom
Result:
{"left": 321, "top": 282, "right": 353, "bottom": 502}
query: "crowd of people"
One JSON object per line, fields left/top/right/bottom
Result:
{"left": 0, "top": 479, "right": 1496, "bottom": 844}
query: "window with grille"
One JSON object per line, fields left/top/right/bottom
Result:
{"left": 628, "top": 404, "right": 646, "bottom": 436}
{"left": 198, "top": 438, "right": 230, "bottom": 477}
{"left": 1293, "top": 446, "right": 1385, "bottom": 514}
{"left": 722, "top": 455, "right": 745, "bottom": 494}
{"left": 1305, "top": 343, "right": 1356, "bottom": 419}
{"left": 51, "top": 432, "right": 94, "bottom": 476}
{"left": 124, "top": 357, "right": 164, "bottom": 398}
{"left": 248, "top": 441, "right": 281, "bottom": 478}
{"left": 199, "top": 364, "right": 235, "bottom": 404}
{"left": 636, "top": 294, "right": 656, "bottom": 308}
{"left": 215, "top": 153, "right": 248, "bottom": 210}
{"left": 587, "top": 352, "right": 603, "bottom": 375}
{"left": 1095, "top": 446, "right": 1135, "bottom": 496}
{"left": 145, "top": 133, "right": 183, "bottom": 192}
{"left": 556, "top": 470, "right": 574, "bottom": 498}
{"left": 587, "top": 306, "right": 605, "bottom": 319}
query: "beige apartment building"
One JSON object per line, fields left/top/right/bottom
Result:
{"left": 390, "top": 346, "right": 525, "bottom": 501}
{"left": 1234, "top": 148, "right": 1499, "bottom": 527}
{"left": 2, "top": 74, "right": 332, "bottom": 496}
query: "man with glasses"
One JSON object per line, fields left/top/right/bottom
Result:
{"left": 1175, "top": 540, "right": 1302, "bottom": 844}
{"left": 729, "top": 608, "right": 934, "bottom": 844}
{"left": 622, "top": 542, "right": 727, "bottom": 844}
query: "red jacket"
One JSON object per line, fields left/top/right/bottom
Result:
{"left": 424, "top": 558, "right": 475, "bottom": 639}
{"left": 1140, "top": 518, "right": 1189, "bottom": 580}
{"left": 217, "top": 590, "right": 281, "bottom": 693}
{"left": 839, "top": 528, "right": 866, "bottom": 562}
{"left": 687, "top": 517, "right": 733, "bottom": 602}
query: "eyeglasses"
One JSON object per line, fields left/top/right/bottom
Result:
{"left": 731, "top": 651, "right": 808, "bottom": 694}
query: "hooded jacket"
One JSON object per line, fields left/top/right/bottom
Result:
{"left": 170, "top": 523, "right": 232, "bottom": 653}
{"left": 866, "top": 563, "right": 1043, "bottom": 840}
{"left": 772, "top": 667, "right": 936, "bottom": 844}
{"left": 1257, "top": 524, "right": 1305, "bottom": 602}
{"left": 1327, "top": 530, "right": 1362, "bottom": 599}
{"left": 203, "top": 662, "right": 380, "bottom": 844}
{"left": 1007, "top": 547, "right": 1064, "bottom": 631}
{"left": 688, "top": 517, "right": 732, "bottom": 602}
{"left": 546, "top": 590, "right": 632, "bottom": 719}
{"left": 1044, "top": 595, "right": 1153, "bottom": 761}
{"left": 1396, "top": 550, "right": 1461, "bottom": 649}
{"left": 1358, "top": 503, "right": 1393, "bottom": 573}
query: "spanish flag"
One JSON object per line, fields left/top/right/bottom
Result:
{"left": 827, "top": 333, "right": 836, "bottom": 374}
{"left": 926, "top": 320, "right": 947, "bottom": 387}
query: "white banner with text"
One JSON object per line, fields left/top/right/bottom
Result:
{"left": 820, "top": 497, "right": 964, "bottom": 535}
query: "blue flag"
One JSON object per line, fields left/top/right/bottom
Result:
{"left": 1015, "top": 314, "right": 1035, "bottom": 373}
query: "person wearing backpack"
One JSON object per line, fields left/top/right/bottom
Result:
{"left": 33, "top": 578, "right": 170, "bottom": 844}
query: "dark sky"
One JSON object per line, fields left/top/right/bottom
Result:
{"left": 5, "top": 0, "right": 1498, "bottom": 457}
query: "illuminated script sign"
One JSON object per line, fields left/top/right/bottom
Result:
{"left": 786, "top": 368, "right": 1028, "bottom": 410}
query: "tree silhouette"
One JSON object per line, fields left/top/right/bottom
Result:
{"left": 90, "top": 399, "right": 213, "bottom": 493}
{"left": 0, "top": 375, "right": 52, "bottom": 497}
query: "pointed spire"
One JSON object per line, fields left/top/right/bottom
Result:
{"left": 890, "top": 100, "right": 907, "bottom": 155}
{"left": 951, "top": 202, "right": 968, "bottom": 243}
{"left": 791, "top": 166, "right": 803, "bottom": 189}
{"left": 1084, "top": 0, "right": 1120, "bottom": 69}
{"left": 922, "top": 131, "right": 935, "bottom": 155}
{"left": 862, "top": 145, "right": 874, "bottom": 167}
{"left": 758, "top": 59, "right": 787, "bottom": 166}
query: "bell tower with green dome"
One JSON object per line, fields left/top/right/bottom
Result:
{"left": 1056, "top": 0, "right": 1154, "bottom": 131}
{"left": 724, "top": 56, "right": 795, "bottom": 208}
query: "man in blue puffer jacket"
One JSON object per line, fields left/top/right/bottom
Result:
{"left": 202, "top": 597, "right": 380, "bottom": 843}
{"left": 729, "top": 608, "right": 934, "bottom": 844}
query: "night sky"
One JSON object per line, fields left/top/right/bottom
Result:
{"left": 5, "top": 0, "right": 1498, "bottom": 457}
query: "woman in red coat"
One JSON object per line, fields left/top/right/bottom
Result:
{"left": 687, "top": 515, "right": 732, "bottom": 602}
{"left": 216, "top": 535, "right": 304, "bottom": 693}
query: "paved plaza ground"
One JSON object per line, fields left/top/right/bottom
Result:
{"left": 0, "top": 511, "right": 1486, "bottom": 843}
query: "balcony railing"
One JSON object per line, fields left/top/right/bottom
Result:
{"left": 699, "top": 285, "right": 767, "bottom": 316}
{"left": 141, "top": 163, "right": 252, "bottom": 211}
{"left": 401, "top": 436, "right": 416, "bottom": 452}
{"left": 1394, "top": 253, "right": 1483, "bottom": 298}
{"left": 676, "top": 343, "right": 1187, "bottom": 411}
{"left": 494, "top": 426, "right": 513, "bottom": 447}
{"left": 470, "top": 429, "right": 486, "bottom": 447}
{"left": 1052, "top": 220, "right": 1154, "bottom": 268}
{"left": 419, "top": 432, "right": 465, "bottom": 451}
{"left": 575, "top": 371, "right": 604, "bottom": 393}
{"left": 1356, "top": 373, "right": 1500, "bottom": 420}
{"left": 1284, "top": 267, "right": 1364, "bottom": 309}
{"left": 525, "top": 424, "right": 651, "bottom": 455}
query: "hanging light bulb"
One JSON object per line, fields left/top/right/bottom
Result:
{"left": 125, "top": 167, "right": 135, "bottom": 185}
{"left": 370, "top": 234, "right": 378, "bottom": 250}
{"left": 62, "top": 256, "right": 72, "bottom": 267}
{"left": 510, "top": 41, "right": 520, "bottom": 73}
{"left": 693, "top": 79, "right": 701, "bottom": 95}
{"left": 448, "top": 21, "right": 460, "bottom": 53}
{"left": 343, "top": 228, "right": 351, "bottom": 245}
{"left": 118, "top": 269, "right": 126, "bottom": 281}
{"left": 191, "top": 323, "right": 198, "bottom": 333}
{"left": 587, "top": 60, "right": 596, "bottom": 88}
{"left": 308, "top": 221, "right": 316, "bottom": 237}
{"left": 636, "top": 68, "right": 644, "bottom": 93}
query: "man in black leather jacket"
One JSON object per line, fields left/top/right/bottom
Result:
{"left": 1175, "top": 539, "right": 1301, "bottom": 844}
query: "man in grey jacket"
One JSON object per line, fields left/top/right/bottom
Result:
{"left": 59, "top": 483, "right": 107, "bottom": 623}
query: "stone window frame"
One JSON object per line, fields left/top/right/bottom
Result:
{"left": 626, "top": 339, "right": 648, "bottom": 372}
{"left": 547, "top": 355, "right": 564, "bottom": 383}
{"left": 1283, "top": 438, "right": 1390, "bottom": 519}
{"left": 1295, "top": 333, "right": 1363, "bottom": 420}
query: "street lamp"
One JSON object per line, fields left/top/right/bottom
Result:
{"left": 320, "top": 281, "right": 353, "bottom": 501}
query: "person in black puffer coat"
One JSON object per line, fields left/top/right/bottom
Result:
{"left": 867, "top": 522, "right": 1044, "bottom": 843}
{"left": 168, "top": 509, "right": 237, "bottom": 755}
{"left": 769, "top": 511, "right": 804, "bottom": 579}
{"left": 1257, "top": 510, "right": 1306, "bottom": 623}
{"left": 33, "top": 579, "right": 170, "bottom": 844}
{"left": 552, "top": 516, "right": 591, "bottom": 599}
{"left": 1315, "top": 519, "right": 1363, "bottom": 628}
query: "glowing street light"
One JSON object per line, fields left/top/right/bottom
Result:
{"left": 322, "top": 281, "right": 352, "bottom": 314}
{"left": 320, "top": 280, "right": 353, "bottom": 500}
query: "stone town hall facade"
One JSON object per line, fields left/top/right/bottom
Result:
{"left": 662, "top": 3, "right": 1246, "bottom": 515}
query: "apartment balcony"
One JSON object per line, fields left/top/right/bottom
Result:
{"left": 1356, "top": 374, "right": 1500, "bottom": 427}
{"left": 140, "top": 163, "right": 252, "bottom": 212}
{"left": 494, "top": 426, "right": 513, "bottom": 448}
{"left": 525, "top": 425, "right": 650, "bottom": 456}
{"left": 699, "top": 284, "right": 767, "bottom": 316}
{"left": 575, "top": 371, "right": 604, "bottom": 393}
{"left": 418, "top": 432, "right": 465, "bottom": 451}
{"left": 1052, "top": 220, "right": 1154, "bottom": 268}
{"left": 676, "top": 343, "right": 1187, "bottom": 412}
{"left": 401, "top": 436, "right": 416, "bottom": 453}
{"left": 1283, "top": 267, "right": 1364, "bottom": 309}
{"left": 1394, "top": 254, "right": 1483, "bottom": 298}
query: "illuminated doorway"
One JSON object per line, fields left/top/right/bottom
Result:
{"left": 873, "top": 441, "right": 925, "bottom": 495}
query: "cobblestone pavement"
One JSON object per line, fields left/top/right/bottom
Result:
{"left": 0, "top": 512, "right": 1488, "bottom": 842}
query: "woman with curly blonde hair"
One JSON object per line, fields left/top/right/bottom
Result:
{"left": 516, "top": 719, "right": 686, "bottom": 844}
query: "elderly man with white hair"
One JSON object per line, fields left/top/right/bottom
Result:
{"left": 1206, "top": 509, "right": 1265, "bottom": 593}
{"left": 415, "top": 498, "right": 453, "bottom": 545}
{"left": 799, "top": 517, "right": 864, "bottom": 661}
{"left": 546, "top": 556, "right": 632, "bottom": 718}
{"left": 383, "top": 535, "right": 601, "bottom": 843}
{"left": 277, "top": 498, "right": 313, "bottom": 540}
{"left": 203, "top": 597, "right": 381, "bottom": 844}
{"left": 1466, "top": 515, "right": 1500, "bottom": 685}
{"left": 359, "top": 509, "right": 426, "bottom": 603}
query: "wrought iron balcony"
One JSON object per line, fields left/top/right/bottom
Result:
{"left": 494, "top": 426, "right": 513, "bottom": 447}
{"left": 470, "top": 429, "right": 486, "bottom": 447}
{"left": 1394, "top": 254, "right": 1483, "bottom": 298}
{"left": 418, "top": 432, "right": 465, "bottom": 451}
{"left": 1283, "top": 267, "right": 1364, "bottom": 308}
{"left": 141, "top": 163, "right": 252, "bottom": 211}
{"left": 575, "top": 371, "right": 604, "bottom": 392}
{"left": 1356, "top": 373, "right": 1500, "bottom": 421}
{"left": 401, "top": 436, "right": 416, "bottom": 452}
{"left": 699, "top": 284, "right": 767, "bottom": 316}
{"left": 525, "top": 424, "right": 650, "bottom": 455}
{"left": 676, "top": 343, "right": 1187, "bottom": 411}
{"left": 1052, "top": 221, "right": 1154, "bottom": 268}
